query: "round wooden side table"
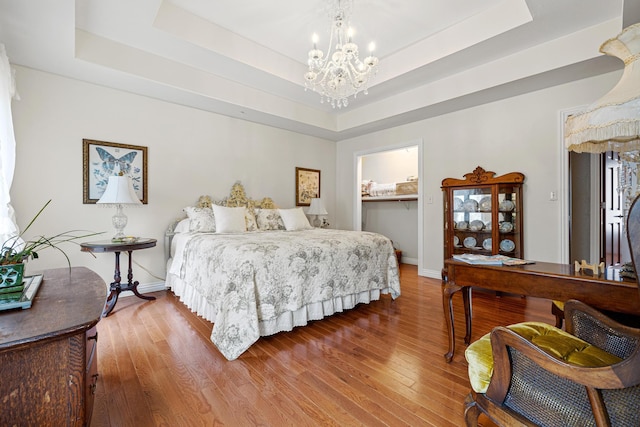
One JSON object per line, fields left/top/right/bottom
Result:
{"left": 81, "top": 238, "right": 157, "bottom": 316}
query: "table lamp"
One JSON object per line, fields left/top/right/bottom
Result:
{"left": 97, "top": 175, "right": 142, "bottom": 240}
{"left": 307, "top": 198, "right": 328, "bottom": 227}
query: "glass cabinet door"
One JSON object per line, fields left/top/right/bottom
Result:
{"left": 497, "top": 184, "right": 521, "bottom": 258}
{"left": 452, "top": 187, "right": 493, "bottom": 254}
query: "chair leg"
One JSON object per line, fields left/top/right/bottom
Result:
{"left": 551, "top": 301, "right": 564, "bottom": 329}
{"left": 464, "top": 392, "right": 481, "bottom": 426}
{"left": 586, "top": 387, "right": 612, "bottom": 427}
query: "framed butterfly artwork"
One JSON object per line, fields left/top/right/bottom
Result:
{"left": 82, "top": 139, "right": 148, "bottom": 204}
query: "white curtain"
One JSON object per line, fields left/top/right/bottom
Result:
{"left": 0, "top": 43, "right": 20, "bottom": 247}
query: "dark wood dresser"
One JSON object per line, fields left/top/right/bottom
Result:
{"left": 0, "top": 267, "right": 107, "bottom": 426}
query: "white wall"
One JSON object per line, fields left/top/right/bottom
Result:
{"left": 362, "top": 148, "right": 419, "bottom": 184}
{"left": 9, "top": 66, "right": 336, "bottom": 287}
{"left": 9, "top": 65, "right": 624, "bottom": 283}
{"left": 336, "top": 71, "right": 622, "bottom": 278}
{"left": 362, "top": 200, "right": 418, "bottom": 262}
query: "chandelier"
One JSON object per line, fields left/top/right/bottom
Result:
{"left": 304, "top": 0, "right": 379, "bottom": 109}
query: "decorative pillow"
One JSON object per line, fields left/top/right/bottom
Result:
{"left": 255, "top": 208, "right": 285, "bottom": 231}
{"left": 245, "top": 209, "right": 258, "bottom": 232}
{"left": 212, "top": 205, "right": 247, "bottom": 233}
{"left": 279, "top": 208, "right": 313, "bottom": 231}
{"left": 183, "top": 207, "right": 216, "bottom": 232}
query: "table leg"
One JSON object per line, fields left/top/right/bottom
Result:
{"left": 442, "top": 280, "right": 463, "bottom": 362}
{"left": 103, "top": 251, "right": 123, "bottom": 317}
{"left": 103, "top": 250, "right": 156, "bottom": 316}
{"left": 125, "top": 250, "right": 155, "bottom": 301}
{"left": 463, "top": 286, "right": 472, "bottom": 344}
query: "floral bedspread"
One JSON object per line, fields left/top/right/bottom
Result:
{"left": 171, "top": 229, "right": 400, "bottom": 360}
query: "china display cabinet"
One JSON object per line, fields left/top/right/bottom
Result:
{"left": 441, "top": 166, "right": 525, "bottom": 272}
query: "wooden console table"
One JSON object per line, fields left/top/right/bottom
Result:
{"left": 0, "top": 267, "right": 107, "bottom": 426}
{"left": 442, "top": 259, "right": 640, "bottom": 362}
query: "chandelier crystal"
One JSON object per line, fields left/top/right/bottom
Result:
{"left": 618, "top": 150, "right": 640, "bottom": 222}
{"left": 304, "top": 0, "right": 379, "bottom": 109}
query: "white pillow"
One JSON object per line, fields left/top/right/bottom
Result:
{"left": 279, "top": 208, "right": 313, "bottom": 231}
{"left": 183, "top": 207, "right": 215, "bottom": 232}
{"left": 173, "top": 218, "right": 191, "bottom": 234}
{"left": 212, "top": 205, "right": 247, "bottom": 233}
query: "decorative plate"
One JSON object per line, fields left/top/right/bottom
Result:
{"left": 482, "top": 238, "right": 492, "bottom": 250}
{"left": 463, "top": 237, "right": 477, "bottom": 249}
{"left": 500, "top": 239, "right": 515, "bottom": 252}
{"left": 463, "top": 199, "right": 479, "bottom": 212}
{"left": 499, "top": 199, "right": 515, "bottom": 211}
{"left": 456, "top": 221, "right": 468, "bottom": 230}
{"left": 454, "top": 236, "right": 460, "bottom": 246}
{"left": 479, "top": 196, "right": 491, "bottom": 211}
{"left": 469, "top": 220, "right": 484, "bottom": 231}
{"left": 499, "top": 221, "right": 514, "bottom": 233}
{"left": 453, "top": 197, "right": 463, "bottom": 211}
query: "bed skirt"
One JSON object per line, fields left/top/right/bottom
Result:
{"left": 166, "top": 271, "right": 389, "bottom": 338}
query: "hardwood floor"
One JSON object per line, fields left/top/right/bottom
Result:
{"left": 91, "top": 264, "right": 555, "bottom": 426}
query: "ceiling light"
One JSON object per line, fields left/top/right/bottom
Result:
{"left": 304, "top": 0, "right": 379, "bottom": 109}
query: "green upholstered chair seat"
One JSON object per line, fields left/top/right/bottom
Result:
{"left": 465, "top": 321, "right": 622, "bottom": 394}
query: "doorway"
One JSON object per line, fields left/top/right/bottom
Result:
{"left": 568, "top": 151, "right": 631, "bottom": 267}
{"left": 354, "top": 139, "right": 424, "bottom": 273}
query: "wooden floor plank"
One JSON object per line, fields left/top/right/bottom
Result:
{"left": 92, "top": 264, "right": 555, "bottom": 426}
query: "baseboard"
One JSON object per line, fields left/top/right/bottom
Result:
{"left": 118, "top": 281, "right": 167, "bottom": 298}
{"left": 419, "top": 268, "right": 441, "bottom": 279}
{"left": 118, "top": 269, "right": 443, "bottom": 294}
{"left": 401, "top": 257, "right": 418, "bottom": 265}
{"left": 399, "top": 259, "right": 440, "bottom": 279}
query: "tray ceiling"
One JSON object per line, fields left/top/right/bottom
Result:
{"left": 0, "top": 0, "right": 632, "bottom": 140}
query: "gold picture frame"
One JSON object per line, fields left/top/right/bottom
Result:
{"left": 295, "top": 167, "right": 320, "bottom": 206}
{"left": 83, "top": 139, "right": 148, "bottom": 204}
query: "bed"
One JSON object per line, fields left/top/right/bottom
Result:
{"left": 165, "top": 182, "right": 401, "bottom": 360}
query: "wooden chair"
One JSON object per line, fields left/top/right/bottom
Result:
{"left": 463, "top": 194, "right": 640, "bottom": 426}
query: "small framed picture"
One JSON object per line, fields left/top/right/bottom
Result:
{"left": 83, "top": 139, "right": 148, "bottom": 204}
{"left": 295, "top": 167, "right": 320, "bottom": 206}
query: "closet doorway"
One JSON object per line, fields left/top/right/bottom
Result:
{"left": 354, "top": 139, "right": 424, "bottom": 271}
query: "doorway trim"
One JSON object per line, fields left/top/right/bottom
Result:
{"left": 353, "top": 138, "right": 424, "bottom": 275}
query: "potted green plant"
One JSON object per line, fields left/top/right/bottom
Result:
{"left": 0, "top": 200, "right": 102, "bottom": 300}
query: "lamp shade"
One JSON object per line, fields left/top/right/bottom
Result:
{"left": 307, "top": 198, "right": 328, "bottom": 216}
{"left": 96, "top": 175, "right": 142, "bottom": 206}
{"left": 565, "top": 23, "right": 640, "bottom": 153}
